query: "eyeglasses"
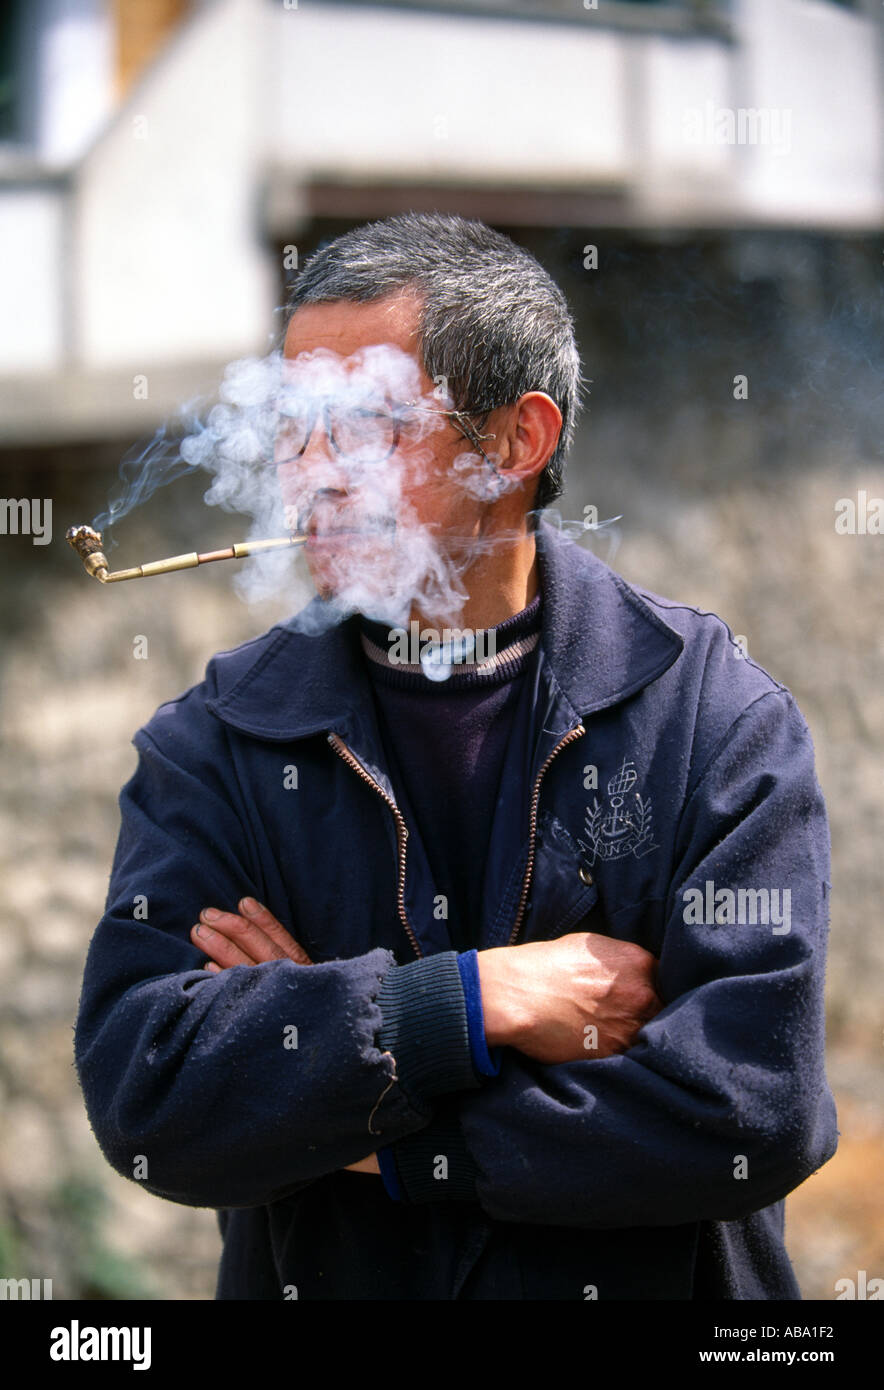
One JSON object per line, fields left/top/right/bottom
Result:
{"left": 274, "top": 395, "right": 498, "bottom": 468}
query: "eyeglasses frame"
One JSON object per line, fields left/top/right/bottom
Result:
{"left": 274, "top": 395, "right": 499, "bottom": 469}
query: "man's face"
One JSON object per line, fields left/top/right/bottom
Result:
{"left": 277, "top": 290, "right": 498, "bottom": 617}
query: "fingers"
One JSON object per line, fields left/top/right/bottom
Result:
{"left": 237, "top": 897, "right": 313, "bottom": 965}
{"left": 191, "top": 915, "right": 264, "bottom": 969}
{"left": 190, "top": 897, "right": 313, "bottom": 971}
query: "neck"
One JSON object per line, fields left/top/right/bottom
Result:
{"left": 409, "top": 526, "right": 539, "bottom": 632}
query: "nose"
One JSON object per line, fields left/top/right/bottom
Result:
{"left": 312, "top": 485, "right": 349, "bottom": 507}
{"left": 296, "top": 451, "right": 353, "bottom": 506}
{"left": 276, "top": 447, "right": 354, "bottom": 541}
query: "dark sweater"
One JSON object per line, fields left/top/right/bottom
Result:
{"left": 358, "top": 593, "right": 543, "bottom": 953}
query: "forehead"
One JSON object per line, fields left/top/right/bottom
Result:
{"left": 283, "top": 290, "right": 424, "bottom": 365}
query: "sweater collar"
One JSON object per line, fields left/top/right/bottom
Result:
{"left": 205, "top": 518, "right": 684, "bottom": 741}
{"left": 358, "top": 590, "right": 542, "bottom": 687}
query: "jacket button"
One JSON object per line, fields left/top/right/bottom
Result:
{"left": 578, "top": 866, "right": 594, "bottom": 886}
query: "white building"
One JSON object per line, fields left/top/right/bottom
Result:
{"left": 0, "top": 0, "right": 882, "bottom": 443}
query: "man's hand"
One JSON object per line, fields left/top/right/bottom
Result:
{"left": 341, "top": 1154, "right": 381, "bottom": 1174}
{"left": 191, "top": 898, "right": 380, "bottom": 1174}
{"left": 477, "top": 931, "right": 662, "bottom": 1064}
{"left": 191, "top": 896, "right": 314, "bottom": 967}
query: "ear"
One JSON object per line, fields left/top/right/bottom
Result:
{"left": 501, "top": 393, "right": 562, "bottom": 484}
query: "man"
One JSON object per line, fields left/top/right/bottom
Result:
{"left": 74, "top": 212, "right": 838, "bottom": 1300}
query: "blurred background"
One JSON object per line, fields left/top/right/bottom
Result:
{"left": 0, "top": 0, "right": 882, "bottom": 1299}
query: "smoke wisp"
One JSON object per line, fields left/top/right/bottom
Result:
{"left": 89, "top": 343, "right": 618, "bottom": 631}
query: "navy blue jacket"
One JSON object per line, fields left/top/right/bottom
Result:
{"left": 73, "top": 519, "right": 838, "bottom": 1299}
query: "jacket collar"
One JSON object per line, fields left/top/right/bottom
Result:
{"left": 205, "top": 518, "right": 684, "bottom": 741}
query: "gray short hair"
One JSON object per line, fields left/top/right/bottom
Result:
{"left": 285, "top": 212, "right": 584, "bottom": 513}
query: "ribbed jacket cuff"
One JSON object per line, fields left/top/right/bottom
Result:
{"left": 376, "top": 951, "right": 480, "bottom": 1106}
{"left": 388, "top": 1116, "right": 482, "bottom": 1204}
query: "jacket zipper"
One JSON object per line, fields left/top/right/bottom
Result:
{"left": 507, "top": 723, "right": 586, "bottom": 947}
{"left": 329, "top": 721, "right": 586, "bottom": 958}
{"left": 327, "top": 731, "right": 423, "bottom": 960}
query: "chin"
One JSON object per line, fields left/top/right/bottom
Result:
{"left": 307, "top": 567, "right": 337, "bottom": 601}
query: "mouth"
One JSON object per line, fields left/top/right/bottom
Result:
{"left": 307, "top": 521, "right": 363, "bottom": 536}
{"left": 306, "top": 528, "right": 367, "bottom": 547}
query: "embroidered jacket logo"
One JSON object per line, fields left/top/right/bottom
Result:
{"left": 578, "top": 758, "right": 659, "bottom": 865}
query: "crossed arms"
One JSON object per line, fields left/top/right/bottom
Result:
{"left": 190, "top": 896, "right": 664, "bottom": 1175}
{"left": 73, "top": 684, "right": 837, "bottom": 1225}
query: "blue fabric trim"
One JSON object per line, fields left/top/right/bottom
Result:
{"left": 457, "top": 950, "right": 503, "bottom": 1078}
{"left": 376, "top": 1146, "right": 403, "bottom": 1202}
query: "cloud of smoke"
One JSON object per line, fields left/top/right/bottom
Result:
{"left": 89, "top": 340, "right": 615, "bottom": 632}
